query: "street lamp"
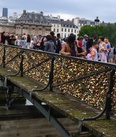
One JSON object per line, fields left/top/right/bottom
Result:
{"left": 94, "top": 17, "right": 100, "bottom": 26}
{"left": 20, "top": 23, "right": 23, "bottom": 38}
{"left": 94, "top": 17, "right": 100, "bottom": 40}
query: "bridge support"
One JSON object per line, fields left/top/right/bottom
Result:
{"left": 2, "top": 78, "right": 77, "bottom": 137}
{"left": 17, "top": 88, "right": 77, "bottom": 137}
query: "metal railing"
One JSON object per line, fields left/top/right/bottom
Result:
{"left": 0, "top": 44, "right": 115, "bottom": 120}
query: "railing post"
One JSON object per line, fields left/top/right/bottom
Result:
{"left": 20, "top": 52, "right": 24, "bottom": 77}
{"left": 105, "top": 69, "right": 115, "bottom": 120}
{"left": 49, "top": 57, "right": 55, "bottom": 91}
{"left": 2, "top": 46, "right": 6, "bottom": 68}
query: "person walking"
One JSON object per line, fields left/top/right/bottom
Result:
{"left": 91, "top": 41, "right": 99, "bottom": 61}
{"left": 104, "top": 38, "right": 113, "bottom": 63}
{"left": 1, "top": 31, "right": 6, "bottom": 44}
{"left": 61, "top": 33, "right": 86, "bottom": 57}
{"left": 21, "top": 37, "right": 26, "bottom": 48}
{"left": 26, "top": 34, "right": 31, "bottom": 49}
{"left": 44, "top": 35, "right": 56, "bottom": 53}
{"left": 99, "top": 36, "right": 107, "bottom": 63}
{"left": 56, "top": 33, "right": 61, "bottom": 53}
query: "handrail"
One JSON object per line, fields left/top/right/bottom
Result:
{"left": 3, "top": 44, "right": 116, "bottom": 67}
{"left": 0, "top": 44, "right": 116, "bottom": 120}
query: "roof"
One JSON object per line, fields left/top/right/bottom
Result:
{"left": 44, "top": 15, "right": 60, "bottom": 24}
{"left": 15, "top": 10, "right": 77, "bottom": 28}
{"left": 60, "top": 20, "right": 78, "bottom": 28}
{"left": 15, "top": 11, "right": 50, "bottom": 26}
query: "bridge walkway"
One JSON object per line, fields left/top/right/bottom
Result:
{"left": 0, "top": 66, "right": 115, "bottom": 137}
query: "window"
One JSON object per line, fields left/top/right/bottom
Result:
{"left": 35, "top": 15, "right": 38, "bottom": 20}
{"left": 57, "top": 29, "right": 59, "bottom": 32}
{"left": 40, "top": 16, "right": 43, "bottom": 20}
{"left": 61, "top": 28, "right": 63, "bottom": 31}
{"left": 68, "top": 29, "right": 70, "bottom": 32}
{"left": 29, "top": 14, "right": 32, "bottom": 19}
{"left": 71, "top": 29, "right": 73, "bottom": 33}
{"left": 65, "top": 29, "right": 66, "bottom": 32}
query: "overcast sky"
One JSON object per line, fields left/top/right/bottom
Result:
{"left": 0, "top": 0, "right": 116, "bottom": 23}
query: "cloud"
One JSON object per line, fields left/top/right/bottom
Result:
{"left": 0, "top": 0, "right": 115, "bottom": 22}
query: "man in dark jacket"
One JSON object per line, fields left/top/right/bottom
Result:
{"left": 1, "top": 31, "right": 6, "bottom": 44}
{"left": 56, "top": 33, "right": 61, "bottom": 53}
{"left": 50, "top": 31, "right": 56, "bottom": 46}
{"left": 44, "top": 35, "right": 56, "bottom": 53}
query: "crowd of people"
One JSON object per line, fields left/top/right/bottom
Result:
{"left": 0, "top": 31, "right": 62, "bottom": 53}
{"left": 0, "top": 31, "right": 116, "bottom": 63}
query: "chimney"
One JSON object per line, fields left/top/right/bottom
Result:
{"left": 40, "top": 11, "right": 43, "bottom": 15}
{"left": 23, "top": 10, "right": 26, "bottom": 14}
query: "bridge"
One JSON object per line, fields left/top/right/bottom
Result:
{"left": 0, "top": 44, "right": 115, "bottom": 137}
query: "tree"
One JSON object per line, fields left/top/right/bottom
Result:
{"left": 78, "top": 23, "right": 116, "bottom": 46}
{"left": 78, "top": 25, "right": 105, "bottom": 39}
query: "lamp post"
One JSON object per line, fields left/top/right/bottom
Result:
{"left": 20, "top": 23, "right": 23, "bottom": 38}
{"left": 94, "top": 16, "right": 100, "bottom": 26}
{"left": 94, "top": 17, "right": 100, "bottom": 39}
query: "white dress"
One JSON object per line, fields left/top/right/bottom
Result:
{"left": 99, "top": 42, "right": 107, "bottom": 63}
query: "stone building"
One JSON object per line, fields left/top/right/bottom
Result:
{"left": 0, "top": 10, "right": 51, "bottom": 36}
{"left": 60, "top": 19, "right": 78, "bottom": 38}
{"left": 0, "top": 23, "right": 15, "bottom": 34}
{"left": 15, "top": 10, "right": 51, "bottom": 36}
{"left": 72, "top": 17, "right": 96, "bottom": 31}
{"left": 44, "top": 15, "right": 61, "bottom": 37}
{"left": 44, "top": 15, "right": 79, "bottom": 38}
{"left": 0, "top": 10, "right": 79, "bottom": 38}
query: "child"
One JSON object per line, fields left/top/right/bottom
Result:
{"left": 86, "top": 48, "right": 92, "bottom": 60}
{"left": 91, "top": 42, "right": 99, "bottom": 61}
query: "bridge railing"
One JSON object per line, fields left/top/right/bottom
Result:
{"left": 0, "top": 44, "right": 115, "bottom": 120}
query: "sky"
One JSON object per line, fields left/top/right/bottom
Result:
{"left": 0, "top": 0, "right": 116, "bottom": 23}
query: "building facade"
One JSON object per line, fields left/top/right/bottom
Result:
{"left": 2, "top": 8, "right": 8, "bottom": 18}
{"left": 44, "top": 15, "right": 79, "bottom": 38}
{"left": 0, "top": 23, "right": 15, "bottom": 34}
{"left": 0, "top": 10, "right": 81, "bottom": 37}
{"left": 44, "top": 15, "right": 61, "bottom": 37}
{"left": 0, "top": 10, "right": 51, "bottom": 36}
{"left": 73, "top": 17, "right": 95, "bottom": 26}
{"left": 60, "top": 20, "right": 78, "bottom": 38}
{"left": 72, "top": 17, "right": 95, "bottom": 31}
{"left": 15, "top": 10, "right": 51, "bottom": 36}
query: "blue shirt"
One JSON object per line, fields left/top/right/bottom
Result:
{"left": 82, "top": 39, "right": 87, "bottom": 49}
{"left": 21, "top": 40, "right": 26, "bottom": 48}
{"left": 106, "top": 44, "right": 111, "bottom": 49}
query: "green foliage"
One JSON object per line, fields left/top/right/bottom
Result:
{"left": 78, "top": 24, "right": 116, "bottom": 46}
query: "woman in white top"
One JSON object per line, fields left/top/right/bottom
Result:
{"left": 30, "top": 38, "right": 34, "bottom": 49}
{"left": 99, "top": 36, "right": 107, "bottom": 63}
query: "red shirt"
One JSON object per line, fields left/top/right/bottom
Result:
{"left": 77, "top": 40, "right": 82, "bottom": 48}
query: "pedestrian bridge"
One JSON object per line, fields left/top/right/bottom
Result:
{"left": 0, "top": 44, "right": 116, "bottom": 137}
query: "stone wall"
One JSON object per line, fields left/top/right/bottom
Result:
{"left": 0, "top": 23, "right": 51, "bottom": 36}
